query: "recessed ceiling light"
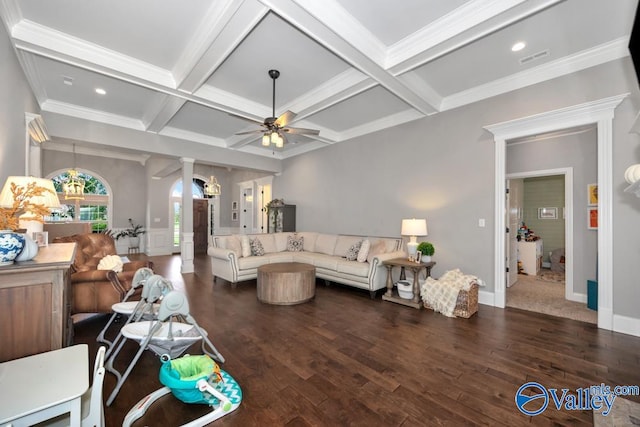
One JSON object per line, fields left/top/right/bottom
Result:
{"left": 95, "top": 88, "right": 106, "bottom": 95}
{"left": 511, "top": 41, "right": 526, "bottom": 52}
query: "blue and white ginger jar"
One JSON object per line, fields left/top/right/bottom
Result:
{"left": 0, "top": 231, "right": 26, "bottom": 266}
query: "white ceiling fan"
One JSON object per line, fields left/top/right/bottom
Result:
{"left": 235, "top": 69, "right": 320, "bottom": 147}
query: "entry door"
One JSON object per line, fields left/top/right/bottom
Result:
{"left": 193, "top": 199, "right": 208, "bottom": 254}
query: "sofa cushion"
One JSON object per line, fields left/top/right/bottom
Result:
{"left": 287, "top": 235, "right": 304, "bottom": 252}
{"left": 273, "top": 233, "right": 290, "bottom": 252}
{"left": 238, "top": 256, "right": 266, "bottom": 270}
{"left": 240, "top": 235, "right": 251, "bottom": 258}
{"left": 357, "top": 239, "right": 370, "bottom": 263}
{"left": 315, "top": 234, "right": 338, "bottom": 256}
{"left": 226, "top": 235, "right": 242, "bottom": 257}
{"left": 313, "top": 253, "right": 339, "bottom": 270}
{"left": 337, "top": 259, "right": 369, "bottom": 277}
{"left": 298, "top": 232, "right": 318, "bottom": 252}
{"left": 367, "top": 240, "right": 387, "bottom": 263}
{"left": 345, "top": 241, "right": 362, "bottom": 261}
{"left": 334, "top": 235, "right": 362, "bottom": 257}
{"left": 268, "top": 252, "right": 295, "bottom": 263}
{"left": 257, "top": 234, "right": 277, "bottom": 253}
{"left": 250, "top": 238, "right": 265, "bottom": 256}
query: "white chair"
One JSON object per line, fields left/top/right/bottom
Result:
{"left": 39, "top": 346, "right": 107, "bottom": 427}
{"left": 96, "top": 267, "right": 154, "bottom": 349}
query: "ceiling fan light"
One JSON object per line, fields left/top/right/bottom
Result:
{"left": 275, "top": 135, "right": 284, "bottom": 148}
{"left": 270, "top": 131, "right": 279, "bottom": 143}
{"left": 262, "top": 134, "right": 270, "bottom": 146}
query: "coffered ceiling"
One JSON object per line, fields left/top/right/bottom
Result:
{"left": 0, "top": 0, "right": 636, "bottom": 162}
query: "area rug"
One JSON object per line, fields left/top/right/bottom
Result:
{"left": 537, "top": 269, "right": 565, "bottom": 283}
{"left": 593, "top": 397, "right": 640, "bottom": 426}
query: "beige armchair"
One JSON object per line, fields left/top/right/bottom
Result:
{"left": 54, "top": 233, "right": 153, "bottom": 314}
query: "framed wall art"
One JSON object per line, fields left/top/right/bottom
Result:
{"left": 588, "top": 183, "right": 598, "bottom": 206}
{"left": 231, "top": 201, "right": 238, "bottom": 211}
{"left": 538, "top": 207, "right": 557, "bottom": 220}
{"left": 588, "top": 207, "right": 598, "bottom": 230}
{"left": 231, "top": 211, "right": 238, "bottom": 221}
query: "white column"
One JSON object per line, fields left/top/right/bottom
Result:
{"left": 181, "top": 158, "right": 194, "bottom": 273}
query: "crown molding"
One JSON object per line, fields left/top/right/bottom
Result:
{"left": 43, "top": 140, "right": 151, "bottom": 165}
{"left": 442, "top": 37, "right": 630, "bottom": 112}
{"left": 338, "top": 109, "right": 425, "bottom": 142}
{"left": 386, "top": 0, "right": 526, "bottom": 70}
{"left": 41, "top": 100, "right": 146, "bottom": 131}
{"left": 0, "top": 0, "right": 22, "bottom": 30}
{"left": 143, "top": 95, "right": 187, "bottom": 133}
{"left": 159, "top": 127, "right": 227, "bottom": 148}
{"left": 14, "top": 50, "right": 48, "bottom": 105}
{"left": 12, "top": 20, "right": 176, "bottom": 88}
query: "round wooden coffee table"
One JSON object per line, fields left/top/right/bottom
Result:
{"left": 257, "top": 262, "right": 316, "bottom": 305}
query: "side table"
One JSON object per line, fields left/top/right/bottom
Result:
{"left": 382, "top": 257, "right": 435, "bottom": 309}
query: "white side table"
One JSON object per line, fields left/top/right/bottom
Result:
{"left": 0, "top": 344, "right": 89, "bottom": 427}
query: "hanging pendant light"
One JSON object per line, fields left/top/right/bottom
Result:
{"left": 63, "top": 144, "right": 85, "bottom": 200}
{"left": 204, "top": 175, "right": 221, "bottom": 197}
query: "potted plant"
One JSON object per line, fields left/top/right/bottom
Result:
{"left": 417, "top": 241, "right": 435, "bottom": 262}
{"left": 113, "top": 218, "right": 146, "bottom": 249}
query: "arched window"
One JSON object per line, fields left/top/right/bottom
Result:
{"left": 47, "top": 170, "right": 111, "bottom": 232}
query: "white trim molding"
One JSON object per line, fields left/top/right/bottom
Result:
{"left": 485, "top": 93, "right": 628, "bottom": 332}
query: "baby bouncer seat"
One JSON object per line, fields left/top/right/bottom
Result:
{"left": 106, "top": 287, "right": 225, "bottom": 406}
{"left": 123, "top": 354, "right": 242, "bottom": 427}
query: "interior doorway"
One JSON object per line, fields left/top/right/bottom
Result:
{"left": 486, "top": 94, "right": 626, "bottom": 331}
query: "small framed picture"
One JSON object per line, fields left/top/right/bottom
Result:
{"left": 415, "top": 252, "right": 422, "bottom": 263}
{"left": 231, "top": 211, "right": 238, "bottom": 221}
{"left": 588, "top": 183, "right": 598, "bottom": 206}
{"left": 538, "top": 207, "right": 557, "bottom": 219}
{"left": 588, "top": 207, "right": 598, "bottom": 230}
{"left": 33, "top": 231, "right": 48, "bottom": 247}
{"left": 231, "top": 201, "right": 238, "bottom": 211}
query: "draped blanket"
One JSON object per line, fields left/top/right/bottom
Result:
{"left": 420, "top": 269, "right": 478, "bottom": 317}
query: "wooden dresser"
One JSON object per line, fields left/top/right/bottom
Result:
{"left": 0, "top": 242, "right": 76, "bottom": 362}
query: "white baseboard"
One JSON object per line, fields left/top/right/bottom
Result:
{"left": 478, "top": 289, "right": 495, "bottom": 306}
{"left": 613, "top": 313, "right": 640, "bottom": 337}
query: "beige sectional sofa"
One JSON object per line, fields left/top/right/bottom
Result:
{"left": 208, "top": 232, "right": 406, "bottom": 298}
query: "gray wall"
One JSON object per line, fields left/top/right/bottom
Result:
{"left": 0, "top": 20, "right": 38, "bottom": 180}
{"left": 277, "top": 57, "right": 640, "bottom": 319}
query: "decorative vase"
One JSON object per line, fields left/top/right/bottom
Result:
{"left": 15, "top": 233, "right": 39, "bottom": 262}
{"left": 0, "top": 231, "right": 26, "bottom": 266}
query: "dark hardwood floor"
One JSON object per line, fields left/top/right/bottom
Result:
{"left": 74, "top": 254, "right": 640, "bottom": 426}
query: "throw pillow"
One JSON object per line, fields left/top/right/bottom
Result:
{"left": 287, "top": 235, "right": 304, "bottom": 252}
{"left": 345, "top": 240, "right": 362, "bottom": 261}
{"left": 366, "top": 240, "right": 387, "bottom": 264}
{"left": 97, "top": 255, "right": 124, "bottom": 273}
{"left": 357, "top": 239, "right": 371, "bottom": 263}
{"left": 250, "top": 237, "right": 265, "bottom": 256}
{"left": 241, "top": 235, "right": 251, "bottom": 258}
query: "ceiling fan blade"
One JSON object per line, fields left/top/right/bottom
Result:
{"left": 235, "top": 129, "right": 265, "bottom": 135}
{"left": 275, "top": 111, "right": 297, "bottom": 127}
{"left": 282, "top": 126, "right": 320, "bottom": 135}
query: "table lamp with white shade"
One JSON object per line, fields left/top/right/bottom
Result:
{"left": 0, "top": 176, "right": 61, "bottom": 237}
{"left": 401, "top": 218, "right": 428, "bottom": 259}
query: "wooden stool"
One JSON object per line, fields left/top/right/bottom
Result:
{"left": 257, "top": 262, "right": 316, "bottom": 305}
